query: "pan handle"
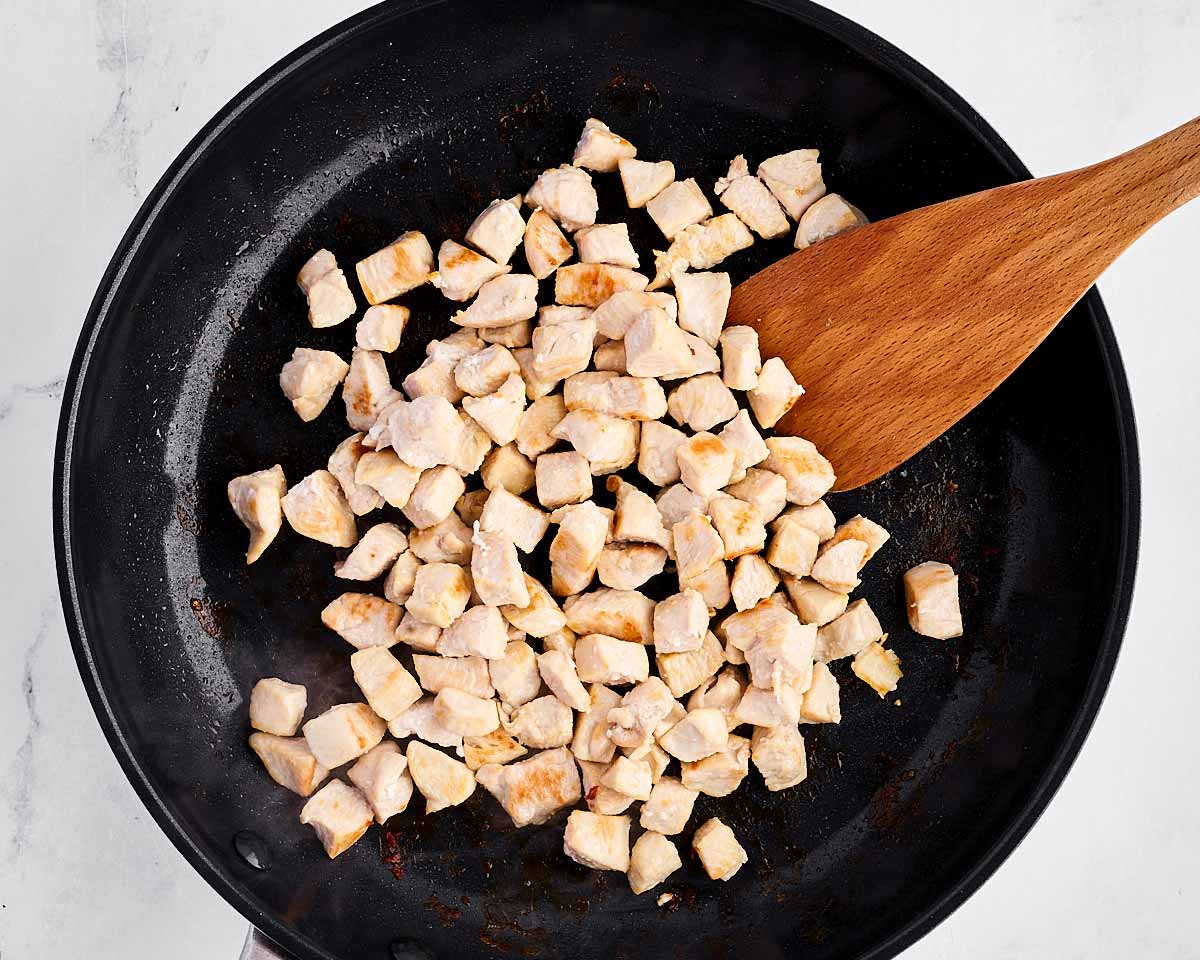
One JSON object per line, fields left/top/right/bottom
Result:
{"left": 239, "top": 927, "right": 295, "bottom": 960}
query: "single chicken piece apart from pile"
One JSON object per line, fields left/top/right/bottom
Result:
{"left": 235, "top": 115, "right": 959, "bottom": 893}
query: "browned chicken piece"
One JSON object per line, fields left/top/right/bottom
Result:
{"left": 668, "top": 374, "right": 739, "bottom": 432}
{"left": 597, "top": 543, "right": 667, "bottom": 590}
{"left": 356, "top": 231, "right": 434, "bottom": 304}
{"left": 672, "top": 513, "right": 725, "bottom": 580}
{"left": 799, "top": 661, "right": 841, "bottom": 724}
{"left": 408, "top": 512, "right": 472, "bottom": 565}
{"left": 430, "top": 239, "right": 511, "bottom": 301}
{"left": 249, "top": 678, "right": 307, "bottom": 737}
{"left": 393, "top": 612, "right": 441, "bottom": 653}
{"left": 500, "top": 574, "right": 567, "bottom": 638}
{"left": 572, "top": 118, "right": 637, "bottom": 172}
{"left": 470, "top": 528, "right": 529, "bottom": 608}
{"left": 638, "top": 421, "right": 687, "bottom": 487}
{"left": 433, "top": 688, "right": 501, "bottom": 737}
{"left": 321, "top": 593, "right": 401, "bottom": 649}
{"left": 774, "top": 499, "right": 837, "bottom": 541}
{"left": 903, "top": 561, "right": 963, "bottom": 639}
{"left": 718, "top": 326, "right": 761, "bottom": 390}
{"left": 726, "top": 468, "right": 787, "bottom": 524}
{"left": 714, "top": 155, "right": 790, "bottom": 240}
{"left": 743, "top": 619, "right": 816, "bottom": 693}
{"left": 673, "top": 271, "right": 731, "bottom": 347}
{"left": 709, "top": 495, "right": 766, "bottom": 560}
{"left": 350, "top": 647, "right": 423, "bottom": 721}
{"left": 407, "top": 562, "right": 471, "bottom": 628}
{"left": 532, "top": 316, "right": 597, "bottom": 381}
{"left": 454, "top": 344, "right": 520, "bottom": 398}
{"left": 575, "top": 634, "right": 651, "bottom": 685}
{"left": 249, "top": 733, "right": 328, "bottom": 797}
{"left": 385, "top": 395, "right": 466, "bottom": 469}
{"left": 535, "top": 451, "right": 593, "bottom": 510}
{"left": 647, "top": 178, "right": 713, "bottom": 240}
{"left": 279, "top": 348, "right": 350, "bottom": 422}
{"left": 356, "top": 304, "right": 409, "bottom": 353}
{"left": 550, "top": 410, "right": 639, "bottom": 475}
{"left": 334, "top": 523, "right": 407, "bottom": 580}
{"left": 555, "top": 263, "right": 649, "bottom": 307}
{"left": 681, "top": 733, "right": 750, "bottom": 797}
{"left": 451, "top": 274, "right": 539, "bottom": 329}
{"left": 462, "top": 374, "right": 526, "bottom": 446}
{"left": 302, "top": 703, "right": 387, "bottom": 769}
{"left": 766, "top": 516, "right": 820, "bottom": 578}
{"left": 564, "top": 810, "right": 631, "bottom": 871}
{"left": 455, "top": 489, "right": 490, "bottom": 527}
{"left": 721, "top": 600, "right": 803, "bottom": 658}
{"left": 463, "top": 728, "right": 527, "bottom": 771}
{"left": 525, "top": 166, "right": 599, "bottom": 232}
{"left": 354, "top": 450, "right": 421, "bottom": 509}
{"left": 412, "top": 654, "right": 495, "bottom": 701}
{"left": 575, "top": 223, "right": 639, "bottom": 268}
{"left": 572, "top": 683, "right": 622, "bottom": 763}
{"left": 746, "top": 357, "right": 804, "bottom": 429}
{"left": 282, "top": 470, "right": 358, "bottom": 547}
{"left": 549, "top": 501, "right": 609, "bottom": 595}
{"left": 406, "top": 741, "right": 476, "bottom": 813}
{"left": 762, "top": 436, "right": 836, "bottom": 505}
{"left": 757, "top": 149, "right": 826, "bottom": 221}
{"left": 476, "top": 747, "right": 582, "bottom": 827}
{"left": 297, "top": 249, "right": 357, "bottom": 328}
{"left": 628, "top": 832, "right": 682, "bottom": 896}
{"left": 676, "top": 432, "right": 736, "bottom": 496}
{"left": 481, "top": 443, "right": 536, "bottom": 495}
{"left": 300, "top": 780, "right": 374, "bottom": 858}
{"left": 640, "top": 776, "right": 698, "bottom": 835}
{"left": 347, "top": 741, "right": 414, "bottom": 822}
{"left": 228, "top": 464, "right": 287, "bottom": 563}
{"left": 718, "top": 410, "right": 769, "bottom": 483}
{"left": 750, "top": 724, "right": 807, "bottom": 792}
{"left": 617, "top": 157, "right": 675, "bottom": 209}
{"left": 810, "top": 538, "right": 868, "bottom": 593}
{"left": 853, "top": 642, "right": 903, "bottom": 697}
{"left": 400, "top": 357, "right": 463, "bottom": 405}
{"left": 401, "top": 465, "right": 464, "bottom": 530}
{"left": 477, "top": 488, "right": 549, "bottom": 553}
{"left": 563, "top": 588, "right": 655, "bottom": 644}
{"left": 591, "top": 290, "right": 675, "bottom": 339}
{"left": 815, "top": 598, "right": 883, "bottom": 662}
{"left": 658, "top": 708, "right": 728, "bottom": 762}
{"left": 438, "top": 605, "right": 509, "bottom": 659}
{"left": 516, "top": 394, "right": 567, "bottom": 459}
{"left": 623, "top": 308, "right": 694, "bottom": 379}
{"left": 795, "top": 193, "right": 867, "bottom": 249}
{"left": 608, "top": 477, "right": 671, "bottom": 549}
{"left": 652, "top": 589, "right": 708, "bottom": 654}
{"left": 523, "top": 208, "right": 575, "bottom": 280}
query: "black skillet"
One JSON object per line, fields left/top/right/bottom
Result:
{"left": 53, "top": 1, "right": 1140, "bottom": 958}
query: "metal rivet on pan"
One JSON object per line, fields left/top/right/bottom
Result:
{"left": 389, "top": 938, "right": 435, "bottom": 960}
{"left": 232, "top": 830, "right": 271, "bottom": 871}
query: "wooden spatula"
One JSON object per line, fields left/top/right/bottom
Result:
{"left": 730, "top": 115, "right": 1200, "bottom": 491}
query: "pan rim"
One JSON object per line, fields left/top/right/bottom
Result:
{"left": 52, "top": 1, "right": 1141, "bottom": 958}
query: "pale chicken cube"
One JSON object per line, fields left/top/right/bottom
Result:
{"left": 439, "top": 605, "right": 509, "bottom": 659}
{"left": 532, "top": 316, "right": 597, "bottom": 381}
{"left": 730, "top": 555, "right": 780, "bottom": 612}
{"left": 744, "top": 621, "right": 816, "bottom": 692}
{"left": 400, "top": 357, "right": 464, "bottom": 405}
{"left": 668, "top": 374, "right": 738, "bottom": 432}
{"left": 351, "top": 647, "right": 422, "bottom": 721}
{"left": 597, "top": 544, "right": 667, "bottom": 590}
{"left": 462, "top": 373, "right": 526, "bottom": 446}
{"left": 463, "top": 728, "right": 527, "bottom": 771}
{"left": 579, "top": 757, "right": 636, "bottom": 813}
{"left": 799, "top": 661, "right": 841, "bottom": 724}
{"left": 627, "top": 832, "right": 681, "bottom": 896}
{"left": 470, "top": 527, "right": 529, "bottom": 608}
{"left": 539, "top": 304, "right": 594, "bottom": 325}
{"left": 347, "top": 741, "right": 413, "bottom": 822}
{"left": 476, "top": 487, "right": 548, "bottom": 553}
{"left": 536, "top": 451, "right": 593, "bottom": 509}
{"left": 554, "top": 263, "right": 649, "bottom": 307}
{"left": 718, "top": 326, "right": 761, "bottom": 390}
{"left": 551, "top": 410, "right": 639, "bottom": 475}
{"left": 479, "top": 319, "right": 533, "bottom": 348}
{"left": 853, "top": 642, "right": 903, "bottom": 697}
{"left": 334, "top": 523, "right": 407, "bottom": 580}
{"left": 657, "top": 483, "right": 706, "bottom": 528}
{"left": 709, "top": 495, "right": 766, "bottom": 560}
{"left": 607, "top": 478, "right": 670, "bottom": 549}
{"left": 564, "top": 811, "right": 630, "bottom": 871}
{"left": 592, "top": 290, "right": 674, "bottom": 339}
{"left": 903, "top": 561, "right": 963, "bottom": 639}
{"left": 734, "top": 679, "right": 803, "bottom": 727}
{"left": 659, "top": 708, "right": 728, "bottom": 762}
{"left": 589, "top": 343, "right": 627, "bottom": 376}
{"left": 476, "top": 747, "right": 581, "bottom": 827}
{"left": 601, "top": 756, "right": 653, "bottom": 801}
{"left": 647, "top": 214, "right": 754, "bottom": 289}
{"left": 356, "top": 231, "right": 433, "bottom": 305}
{"left": 502, "top": 694, "right": 573, "bottom": 748}
{"left": 751, "top": 724, "right": 807, "bottom": 792}
{"left": 747, "top": 357, "right": 804, "bottom": 429}
{"left": 302, "top": 703, "right": 386, "bottom": 769}
{"left": 795, "top": 193, "right": 867, "bottom": 249}
{"left": 393, "top": 612, "right": 441, "bottom": 653}
{"left": 718, "top": 410, "right": 770, "bottom": 482}
{"left": 356, "top": 304, "right": 408, "bottom": 353}
{"left": 572, "top": 683, "right": 622, "bottom": 763}
{"left": 715, "top": 157, "right": 790, "bottom": 239}
{"left": 575, "top": 634, "right": 650, "bottom": 685}
{"left": 763, "top": 436, "right": 836, "bottom": 505}
{"left": 228, "top": 464, "right": 286, "bottom": 563}
{"left": 766, "top": 516, "right": 820, "bottom": 578}
{"left": 549, "top": 501, "right": 609, "bottom": 595}
{"left": 543, "top": 626, "right": 577, "bottom": 655}
{"left": 681, "top": 733, "right": 750, "bottom": 797}
{"left": 516, "top": 394, "right": 567, "bottom": 459}
{"left": 646, "top": 178, "right": 713, "bottom": 240}
{"left": 572, "top": 117, "right": 637, "bottom": 172}
{"left": 401, "top": 465, "right": 464, "bottom": 529}
{"left": 407, "top": 562, "right": 471, "bottom": 628}
{"left": 623, "top": 308, "right": 694, "bottom": 379}
{"left": 488, "top": 640, "right": 542, "bottom": 708}
{"left": 465, "top": 196, "right": 526, "bottom": 265}
{"left": 641, "top": 742, "right": 671, "bottom": 782}
{"left": 500, "top": 575, "right": 567, "bottom": 638}
{"left": 673, "top": 271, "right": 731, "bottom": 347}
{"left": 563, "top": 588, "right": 655, "bottom": 644}
{"left": 250, "top": 678, "right": 307, "bottom": 736}
{"left": 279, "top": 348, "right": 350, "bottom": 422}
{"left": 564, "top": 372, "right": 667, "bottom": 420}
{"left": 775, "top": 499, "right": 837, "bottom": 541}
{"left": 433, "top": 688, "right": 500, "bottom": 737}
{"left": 681, "top": 331, "right": 722, "bottom": 378}
{"left": 827, "top": 515, "right": 891, "bottom": 566}
{"left": 428, "top": 328, "right": 488, "bottom": 364}
{"left": 355, "top": 450, "right": 421, "bottom": 509}
{"left": 297, "top": 249, "right": 356, "bottom": 328}
{"left": 406, "top": 740, "right": 476, "bottom": 813}
{"left": 638, "top": 421, "right": 687, "bottom": 487}
{"left": 537, "top": 649, "right": 591, "bottom": 712}
{"left": 618, "top": 157, "right": 675, "bottom": 208}
{"left": 451, "top": 274, "right": 539, "bottom": 329}
{"left": 328, "top": 432, "right": 385, "bottom": 516}
{"left": 816, "top": 598, "right": 883, "bottom": 662}
{"left": 687, "top": 667, "right": 747, "bottom": 730}
{"left": 448, "top": 416, "right": 494, "bottom": 476}
{"left": 481, "top": 443, "right": 536, "bottom": 494}
{"left": 430, "top": 239, "right": 511, "bottom": 301}
{"left": 726, "top": 468, "right": 787, "bottom": 524}
{"left": 677, "top": 433, "right": 736, "bottom": 497}
{"left": 300, "top": 779, "right": 373, "bottom": 858}
{"left": 249, "top": 733, "right": 328, "bottom": 797}
{"left": 811, "top": 538, "right": 868, "bottom": 593}
{"left": 653, "top": 590, "right": 708, "bottom": 654}
{"left": 672, "top": 513, "right": 725, "bottom": 579}
{"left": 640, "top": 776, "right": 697, "bottom": 835}
{"left": 757, "top": 149, "right": 825, "bottom": 221}
{"left": 454, "top": 344, "right": 520, "bottom": 398}
{"left": 321, "top": 593, "right": 401, "bottom": 649}
{"left": 605, "top": 676, "right": 677, "bottom": 750}
{"left": 408, "top": 512, "right": 472, "bottom": 565}
{"left": 523, "top": 208, "right": 574, "bottom": 280}
{"left": 387, "top": 395, "right": 465, "bottom": 469}
{"left": 784, "top": 577, "right": 848, "bottom": 627}
{"left": 679, "top": 561, "right": 732, "bottom": 614}
{"left": 387, "top": 697, "right": 463, "bottom": 751}
{"left": 575, "top": 223, "right": 639, "bottom": 268}
{"left": 722, "top": 600, "right": 803, "bottom": 656}
{"left": 525, "top": 165, "right": 599, "bottom": 232}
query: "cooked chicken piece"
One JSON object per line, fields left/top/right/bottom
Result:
{"left": 249, "top": 678, "right": 307, "bottom": 737}
{"left": 575, "top": 634, "right": 650, "bottom": 685}
{"left": 515, "top": 394, "right": 566, "bottom": 460}
{"left": 655, "top": 698, "right": 688, "bottom": 738}
{"left": 470, "top": 490, "right": 545, "bottom": 556}
{"left": 646, "top": 178, "right": 713, "bottom": 241}
{"left": 733, "top": 681, "right": 803, "bottom": 727}
{"left": 298, "top": 249, "right": 357, "bottom": 328}
{"left": 351, "top": 451, "right": 417, "bottom": 510}
{"left": 709, "top": 495, "right": 767, "bottom": 561}
{"left": 903, "top": 561, "right": 963, "bottom": 639}
{"left": 714, "top": 156, "right": 790, "bottom": 239}
{"left": 497, "top": 574, "right": 566, "bottom": 639}
{"left": 346, "top": 741, "right": 413, "bottom": 823}
{"left": 452, "top": 343, "right": 519, "bottom": 399}
{"left": 748, "top": 725, "right": 807, "bottom": 796}
{"left": 775, "top": 499, "right": 837, "bottom": 542}
{"left": 550, "top": 410, "right": 639, "bottom": 476}
{"left": 853, "top": 642, "right": 903, "bottom": 698}
{"left": 567, "top": 116, "right": 635, "bottom": 171}
{"left": 676, "top": 433, "right": 736, "bottom": 498}
{"left": 575, "top": 756, "right": 632, "bottom": 813}
{"left": 795, "top": 193, "right": 867, "bottom": 249}
{"left": 539, "top": 305, "right": 594, "bottom": 326}
{"left": 429, "top": 239, "right": 510, "bottom": 302}
{"left": 597, "top": 543, "right": 667, "bottom": 590}
{"left": 554, "top": 264, "right": 648, "bottom": 311}
{"left": 299, "top": 779, "right": 373, "bottom": 858}
{"left": 525, "top": 165, "right": 599, "bottom": 232}
{"left": 416, "top": 653, "right": 497, "bottom": 702}
{"left": 549, "top": 501, "right": 609, "bottom": 595}
{"left": 451, "top": 274, "right": 539, "bottom": 330}
{"left": 794, "top": 662, "right": 839, "bottom": 726}
{"left": 470, "top": 528, "right": 529, "bottom": 608}
{"left": 810, "top": 538, "right": 867, "bottom": 593}
{"left": 354, "top": 304, "right": 407, "bottom": 354}
{"left": 481, "top": 443, "right": 536, "bottom": 494}
{"left": 450, "top": 417, "right": 496, "bottom": 480}
{"left": 356, "top": 231, "right": 433, "bottom": 305}
{"left": 438, "top": 605, "right": 509, "bottom": 660}
{"left": 476, "top": 746, "right": 582, "bottom": 828}
{"left": 744, "top": 620, "right": 816, "bottom": 693}
{"left": 528, "top": 648, "right": 585, "bottom": 712}
{"left": 543, "top": 627, "right": 577, "bottom": 656}
{"left": 484, "top": 639, "right": 539, "bottom": 709}
{"left": 519, "top": 207, "right": 572, "bottom": 280}
{"left": 406, "top": 740, "right": 476, "bottom": 812}
{"left": 572, "top": 683, "right": 622, "bottom": 763}
{"left": 408, "top": 512, "right": 472, "bottom": 565}
{"left": 432, "top": 688, "right": 501, "bottom": 737}
{"left": 249, "top": 732, "right": 328, "bottom": 796}
{"left": 326, "top": 434, "right": 384, "bottom": 517}
{"left": 563, "top": 810, "right": 630, "bottom": 871}
{"left": 639, "top": 742, "right": 671, "bottom": 781}
{"left": 604, "top": 477, "right": 669, "bottom": 549}
{"left": 279, "top": 348, "right": 350, "bottom": 423}
{"left": 726, "top": 469, "right": 787, "bottom": 525}
{"left": 387, "top": 698, "right": 463, "bottom": 752}
{"left": 463, "top": 728, "right": 528, "bottom": 771}
{"left": 563, "top": 588, "right": 655, "bottom": 644}
{"left": 746, "top": 357, "right": 804, "bottom": 430}
{"left": 454, "top": 490, "right": 490, "bottom": 528}
{"left": 656, "top": 483, "right": 706, "bottom": 528}
{"left": 671, "top": 514, "right": 724, "bottom": 580}
{"left": 783, "top": 576, "right": 848, "bottom": 627}
{"left": 460, "top": 375, "right": 524, "bottom": 448}
{"left": 622, "top": 831, "right": 682, "bottom": 896}
{"left": 687, "top": 666, "right": 746, "bottom": 729}
{"left": 393, "top": 611, "right": 441, "bottom": 653}
{"left": 302, "top": 702, "right": 386, "bottom": 769}
{"left": 647, "top": 214, "right": 754, "bottom": 290}
{"left": 634, "top": 777, "right": 695, "bottom": 837}
{"left": 673, "top": 271, "right": 731, "bottom": 347}
{"left": 716, "top": 413, "right": 768, "bottom": 485}
{"left": 397, "top": 465, "right": 462, "bottom": 530}
{"left": 334, "top": 523, "right": 407, "bottom": 581}
{"left": 815, "top": 598, "right": 883, "bottom": 663}
{"left": 385, "top": 395, "right": 465, "bottom": 469}
{"left": 531, "top": 316, "right": 596, "bottom": 383}
{"left": 503, "top": 694, "right": 574, "bottom": 748}
{"left": 227, "top": 465, "right": 286, "bottom": 564}
{"left": 591, "top": 291, "right": 672, "bottom": 339}
{"left": 617, "top": 156, "right": 675, "bottom": 208}
{"left": 658, "top": 708, "right": 728, "bottom": 762}
{"left": 426, "top": 328, "right": 488, "bottom": 366}
{"left": 407, "top": 562, "right": 471, "bottom": 628}
{"left": 651, "top": 589, "right": 708, "bottom": 655}
{"left": 623, "top": 308, "right": 694, "bottom": 379}
{"left": 479, "top": 319, "right": 533, "bottom": 349}
{"left": 400, "top": 357, "right": 463, "bottom": 405}
{"left": 512, "top": 346, "right": 560, "bottom": 400}
{"left": 320, "top": 592, "right": 401, "bottom": 649}
{"left": 722, "top": 598, "right": 804, "bottom": 658}
{"left": 680, "top": 560, "right": 731, "bottom": 614}
{"left": 604, "top": 675, "right": 677, "bottom": 752}
{"left": 715, "top": 328, "right": 760, "bottom": 394}
{"left": 763, "top": 436, "right": 836, "bottom": 506}
{"left": 350, "top": 647, "right": 422, "bottom": 723}
{"left": 635, "top": 421, "right": 686, "bottom": 487}
{"left": 596, "top": 755, "right": 650, "bottom": 801}
{"left": 533, "top": 451, "right": 591, "bottom": 510}
{"left": 757, "top": 149, "right": 825, "bottom": 221}
{"left": 564, "top": 372, "right": 667, "bottom": 421}
{"left": 460, "top": 197, "right": 525, "bottom": 265}
{"left": 666, "top": 374, "right": 737, "bottom": 433}
{"left": 681, "top": 733, "right": 750, "bottom": 797}
{"left": 575, "top": 223, "right": 639, "bottom": 268}
{"left": 766, "top": 516, "right": 820, "bottom": 578}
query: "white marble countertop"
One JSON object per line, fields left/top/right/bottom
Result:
{"left": 2, "top": 1, "right": 1197, "bottom": 957}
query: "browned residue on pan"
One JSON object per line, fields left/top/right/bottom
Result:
{"left": 498, "top": 88, "right": 551, "bottom": 144}
{"left": 425, "top": 893, "right": 462, "bottom": 927}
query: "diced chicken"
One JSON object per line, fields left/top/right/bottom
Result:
{"left": 462, "top": 373, "right": 526, "bottom": 446}
{"left": 249, "top": 733, "right": 328, "bottom": 797}
{"left": 523, "top": 208, "right": 574, "bottom": 280}
{"left": 454, "top": 344, "right": 520, "bottom": 398}
{"left": 487, "top": 639, "right": 542, "bottom": 708}
{"left": 591, "top": 291, "right": 673, "bottom": 339}
{"left": 795, "top": 193, "right": 867, "bottom": 249}
{"left": 533, "top": 648, "right": 588, "bottom": 712}
{"left": 532, "top": 316, "right": 597, "bottom": 382}
{"left": 354, "top": 450, "right": 421, "bottom": 509}
{"left": 406, "top": 740, "right": 476, "bottom": 813}
{"left": 328, "top": 432, "right": 385, "bottom": 516}
{"left": 810, "top": 538, "right": 868, "bottom": 593}
{"left": 640, "top": 776, "right": 698, "bottom": 835}
{"left": 334, "top": 523, "right": 407, "bottom": 580}
{"left": 302, "top": 703, "right": 386, "bottom": 769}
{"left": 656, "top": 483, "right": 706, "bottom": 529}
{"left": 476, "top": 487, "right": 548, "bottom": 554}
{"left": 604, "top": 676, "right": 677, "bottom": 752}
{"left": 815, "top": 598, "right": 883, "bottom": 662}
{"left": 709, "top": 495, "right": 766, "bottom": 560}
{"left": 394, "top": 611, "right": 441, "bottom": 653}
{"left": 765, "top": 516, "right": 820, "bottom": 578}
{"left": 593, "top": 343, "right": 625, "bottom": 375}
{"left": 563, "top": 588, "right": 655, "bottom": 644}
{"left": 536, "top": 451, "right": 593, "bottom": 509}
{"left": 563, "top": 810, "right": 630, "bottom": 871}
{"left": 673, "top": 271, "right": 731, "bottom": 347}
{"left": 386, "top": 395, "right": 466, "bottom": 469}
{"left": 679, "top": 561, "right": 732, "bottom": 614}
{"left": 400, "top": 357, "right": 464, "bottom": 405}
{"left": 477, "top": 746, "right": 581, "bottom": 826}
{"left": 516, "top": 394, "right": 567, "bottom": 458}
{"left": 401, "top": 465, "right": 464, "bottom": 530}
{"left": 718, "top": 411, "right": 769, "bottom": 483}
{"left": 321, "top": 592, "right": 401, "bottom": 649}
{"left": 481, "top": 443, "right": 536, "bottom": 494}
{"left": 722, "top": 600, "right": 802, "bottom": 659}
{"left": 515, "top": 345, "right": 560, "bottom": 399}
{"left": 652, "top": 589, "right": 708, "bottom": 654}
{"left": 747, "top": 357, "right": 804, "bottom": 430}
{"left": 228, "top": 465, "right": 287, "bottom": 563}
{"left": 451, "top": 274, "right": 539, "bottom": 329}
{"left": 628, "top": 832, "right": 681, "bottom": 895}
{"left": 784, "top": 576, "right": 848, "bottom": 626}
{"left": 601, "top": 756, "right": 652, "bottom": 801}
{"left": 646, "top": 178, "right": 713, "bottom": 240}
{"left": 672, "top": 513, "right": 725, "bottom": 579}
{"left": 351, "top": 647, "right": 423, "bottom": 720}
{"left": 428, "top": 328, "right": 488, "bottom": 365}
{"left": 775, "top": 499, "right": 837, "bottom": 541}
{"left": 300, "top": 779, "right": 374, "bottom": 858}
{"left": 659, "top": 708, "right": 727, "bottom": 762}
{"left": 408, "top": 512, "right": 472, "bottom": 565}
{"left": 551, "top": 410, "right": 639, "bottom": 475}
{"left": 571, "top": 117, "right": 637, "bottom": 172}
{"left": 500, "top": 574, "right": 567, "bottom": 638}
{"left": 903, "top": 561, "right": 963, "bottom": 639}
{"left": 565, "top": 372, "right": 667, "bottom": 420}
{"left": 430, "top": 239, "right": 511, "bottom": 301}
{"left": 623, "top": 308, "right": 694, "bottom": 379}
{"left": 757, "top": 149, "right": 825, "bottom": 221}
{"left": 470, "top": 528, "right": 529, "bottom": 608}
{"left": 575, "top": 223, "right": 639, "bottom": 268}
{"left": 714, "top": 156, "right": 790, "bottom": 239}
{"left": 750, "top": 724, "right": 807, "bottom": 792}
{"left": 640, "top": 742, "right": 671, "bottom": 782}
{"left": 606, "top": 477, "right": 670, "bottom": 549}
{"left": 526, "top": 165, "right": 599, "bottom": 232}
{"left": 853, "top": 642, "right": 903, "bottom": 697}
{"left": 479, "top": 319, "right": 533, "bottom": 348}
{"left": 439, "top": 605, "right": 509, "bottom": 659}
{"left": 687, "top": 667, "right": 746, "bottom": 730}
{"left": 572, "top": 683, "right": 622, "bottom": 763}
{"left": 681, "top": 733, "right": 750, "bottom": 797}
{"left": 726, "top": 468, "right": 787, "bottom": 524}
{"left": 795, "top": 661, "right": 839, "bottom": 725}
{"left": 555, "top": 263, "right": 649, "bottom": 307}
{"left": 637, "top": 421, "right": 687, "bottom": 487}
{"left": 597, "top": 543, "right": 667, "bottom": 590}
{"left": 250, "top": 678, "right": 307, "bottom": 737}
{"left": 677, "top": 433, "right": 736, "bottom": 496}
{"left": 668, "top": 374, "right": 738, "bottom": 432}
{"left": 763, "top": 436, "right": 836, "bottom": 505}
{"left": 575, "top": 634, "right": 650, "bottom": 685}
{"left": 387, "top": 697, "right": 463, "bottom": 751}
{"left": 719, "top": 326, "right": 761, "bottom": 391}
{"left": 502, "top": 694, "right": 573, "bottom": 748}
{"left": 648, "top": 214, "right": 754, "bottom": 289}
{"left": 826, "top": 516, "right": 891, "bottom": 567}
{"left": 356, "top": 232, "right": 434, "bottom": 305}
{"left": 730, "top": 554, "right": 780, "bottom": 612}
{"left": 463, "top": 728, "right": 528, "bottom": 771}
{"left": 407, "top": 562, "right": 471, "bottom": 628}
{"left": 433, "top": 688, "right": 500, "bottom": 737}
{"left": 456, "top": 489, "right": 490, "bottom": 527}
{"left": 297, "top": 249, "right": 357, "bottom": 328}
{"left": 618, "top": 157, "right": 675, "bottom": 208}
{"left": 465, "top": 197, "right": 526, "bottom": 265}
{"left": 543, "top": 626, "right": 577, "bottom": 655}
{"left": 356, "top": 304, "right": 408, "bottom": 353}
{"left": 279, "top": 348, "right": 350, "bottom": 422}
{"left": 744, "top": 621, "right": 816, "bottom": 695}
{"left": 347, "top": 741, "right": 413, "bottom": 822}
{"left": 549, "top": 501, "right": 609, "bottom": 595}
